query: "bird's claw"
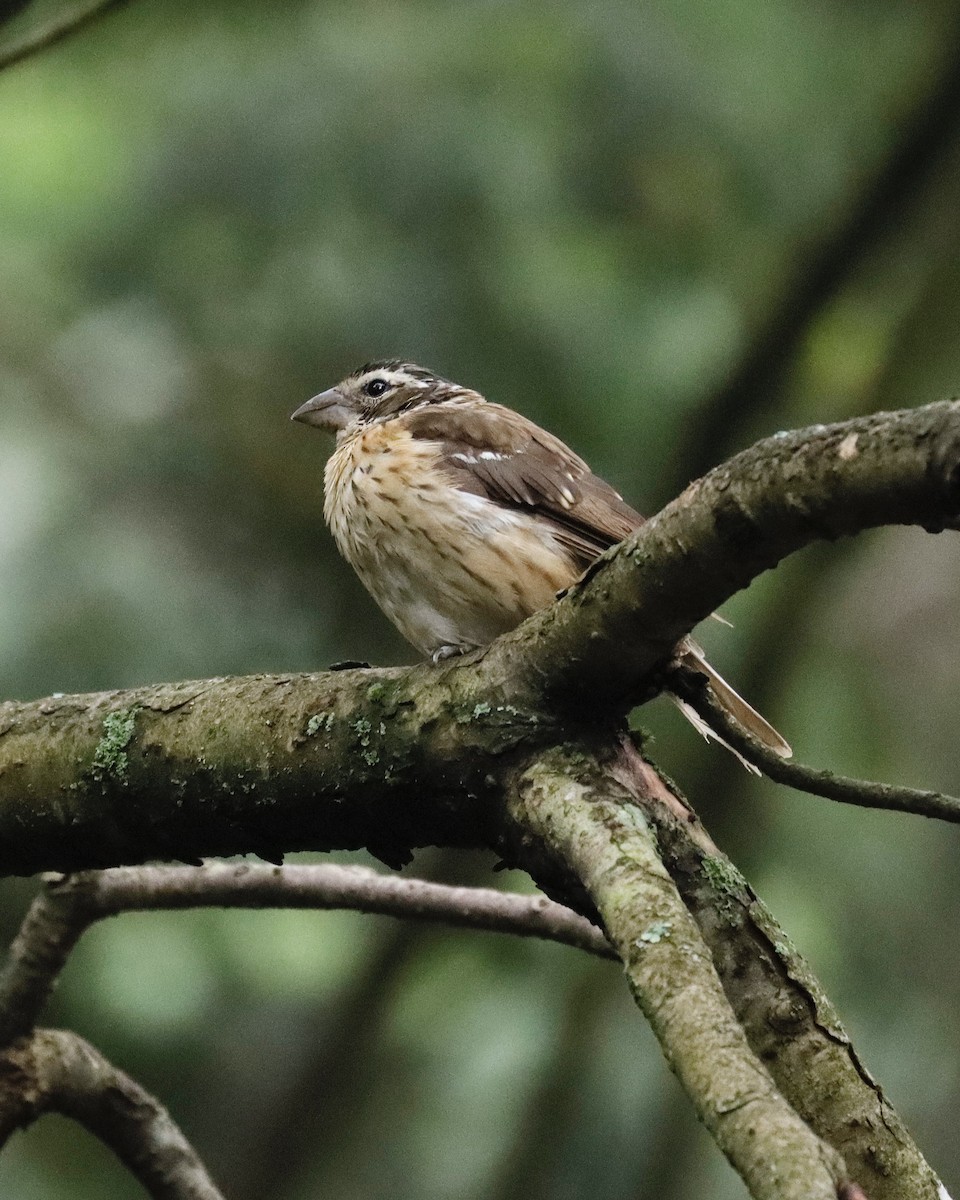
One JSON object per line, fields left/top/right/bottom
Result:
{"left": 431, "top": 645, "right": 467, "bottom": 664}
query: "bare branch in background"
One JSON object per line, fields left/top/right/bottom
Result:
{"left": 70, "top": 861, "right": 614, "bottom": 960}
{"left": 0, "top": 862, "right": 614, "bottom": 1046}
{"left": 684, "top": 24, "right": 960, "bottom": 480}
{"left": 0, "top": 1028, "right": 225, "bottom": 1200}
{"left": 0, "top": 0, "right": 132, "bottom": 73}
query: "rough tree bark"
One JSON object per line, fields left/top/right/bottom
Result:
{"left": 0, "top": 402, "right": 958, "bottom": 1199}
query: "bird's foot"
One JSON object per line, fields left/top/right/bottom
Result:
{"left": 431, "top": 644, "right": 470, "bottom": 664}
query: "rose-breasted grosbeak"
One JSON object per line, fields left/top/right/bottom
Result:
{"left": 292, "top": 361, "right": 790, "bottom": 761}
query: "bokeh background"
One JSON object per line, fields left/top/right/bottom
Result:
{"left": 1, "top": 0, "right": 960, "bottom": 1195}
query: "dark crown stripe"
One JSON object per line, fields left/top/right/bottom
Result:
{"left": 353, "top": 360, "right": 444, "bottom": 382}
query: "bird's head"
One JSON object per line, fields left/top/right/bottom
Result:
{"left": 291, "top": 361, "right": 480, "bottom": 435}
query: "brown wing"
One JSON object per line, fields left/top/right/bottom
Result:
{"left": 399, "top": 401, "right": 644, "bottom": 567}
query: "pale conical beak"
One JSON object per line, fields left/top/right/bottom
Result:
{"left": 290, "top": 387, "right": 353, "bottom": 433}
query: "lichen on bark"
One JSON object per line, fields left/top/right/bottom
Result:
{"left": 1, "top": 402, "right": 958, "bottom": 1198}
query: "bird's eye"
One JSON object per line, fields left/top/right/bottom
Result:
{"left": 364, "top": 378, "right": 390, "bottom": 398}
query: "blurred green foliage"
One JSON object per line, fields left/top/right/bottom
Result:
{"left": 2, "top": 0, "right": 960, "bottom": 1196}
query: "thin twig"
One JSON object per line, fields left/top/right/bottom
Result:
{"left": 0, "top": 0, "right": 133, "bottom": 73}
{"left": 0, "top": 1027, "right": 225, "bottom": 1200}
{"left": 673, "top": 668, "right": 960, "bottom": 823}
{"left": 81, "top": 861, "right": 613, "bottom": 957}
{"left": 0, "top": 862, "right": 614, "bottom": 1045}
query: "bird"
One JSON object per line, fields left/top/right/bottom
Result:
{"left": 291, "top": 360, "right": 791, "bottom": 764}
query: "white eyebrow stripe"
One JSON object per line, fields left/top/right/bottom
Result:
{"left": 364, "top": 372, "right": 430, "bottom": 389}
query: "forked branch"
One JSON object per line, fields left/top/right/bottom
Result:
{"left": 0, "top": 403, "right": 957, "bottom": 1199}
{"left": 1, "top": 403, "right": 959, "bottom": 875}
{"left": 508, "top": 745, "right": 853, "bottom": 1200}
{"left": 0, "top": 862, "right": 613, "bottom": 1047}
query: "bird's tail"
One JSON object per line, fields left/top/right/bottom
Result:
{"left": 672, "top": 646, "right": 792, "bottom": 773}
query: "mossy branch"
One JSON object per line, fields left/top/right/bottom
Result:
{"left": 645, "top": 792, "right": 947, "bottom": 1200}
{"left": 483, "top": 399, "right": 960, "bottom": 709}
{"left": 508, "top": 744, "right": 850, "bottom": 1200}
{"left": 2, "top": 402, "right": 960, "bottom": 875}
{"left": 1, "top": 402, "right": 958, "bottom": 1198}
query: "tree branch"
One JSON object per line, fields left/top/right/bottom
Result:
{"left": 0, "top": 0, "right": 133, "bottom": 73}
{"left": 644, "top": 784, "right": 948, "bottom": 1200}
{"left": 508, "top": 744, "right": 852, "bottom": 1200}
{"left": 1, "top": 402, "right": 960, "bottom": 876}
{"left": 0, "top": 668, "right": 511, "bottom": 875}
{"left": 0, "top": 1027, "right": 224, "bottom": 1200}
{"left": 0, "top": 404, "right": 952, "bottom": 1195}
{"left": 0, "top": 862, "right": 614, "bottom": 1045}
{"left": 484, "top": 399, "right": 960, "bottom": 709}
{"left": 672, "top": 668, "right": 960, "bottom": 822}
